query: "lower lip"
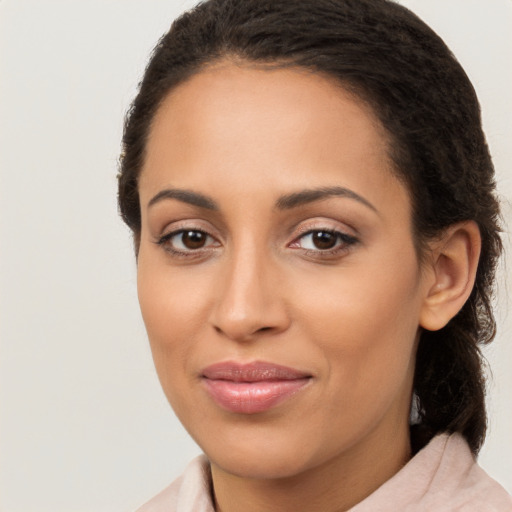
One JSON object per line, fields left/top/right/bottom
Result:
{"left": 202, "top": 378, "right": 311, "bottom": 414}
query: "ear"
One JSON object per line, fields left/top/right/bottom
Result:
{"left": 419, "top": 221, "right": 481, "bottom": 332}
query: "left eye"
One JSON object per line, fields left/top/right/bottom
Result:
{"left": 294, "top": 230, "right": 356, "bottom": 251}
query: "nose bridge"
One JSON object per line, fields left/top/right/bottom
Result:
{"left": 211, "top": 235, "right": 287, "bottom": 340}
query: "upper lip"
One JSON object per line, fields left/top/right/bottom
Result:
{"left": 201, "top": 361, "right": 311, "bottom": 382}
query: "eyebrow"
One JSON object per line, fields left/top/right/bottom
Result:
{"left": 147, "top": 185, "right": 377, "bottom": 214}
{"left": 148, "top": 188, "right": 219, "bottom": 210}
{"left": 275, "top": 186, "right": 378, "bottom": 213}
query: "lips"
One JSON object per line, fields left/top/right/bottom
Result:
{"left": 201, "top": 361, "right": 312, "bottom": 414}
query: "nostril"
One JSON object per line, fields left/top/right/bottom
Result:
{"left": 213, "top": 323, "right": 276, "bottom": 340}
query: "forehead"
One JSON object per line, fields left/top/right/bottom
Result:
{"left": 146, "top": 60, "right": 390, "bottom": 157}
{"left": 139, "top": 60, "right": 407, "bottom": 216}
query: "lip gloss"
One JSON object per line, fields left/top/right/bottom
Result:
{"left": 201, "top": 361, "right": 312, "bottom": 414}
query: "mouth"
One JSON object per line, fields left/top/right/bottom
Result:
{"left": 201, "top": 361, "right": 312, "bottom": 414}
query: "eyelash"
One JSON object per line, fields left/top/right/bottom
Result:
{"left": 155, "top": 229, "right": 218, "bottom": 258}
{"left": 289, "top": 229, "right": 359, "bottom": 257}
{"left": 155, "top": 227, "right": 358, "bottom": 259}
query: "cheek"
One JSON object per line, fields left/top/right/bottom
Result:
{"left": 292, "top": 248, "right": 422, "bottom": 388}
{"left": 136, "top": 260, "right": 216, "bottom": 428}
{"left": 137, "top": 251, "right": 209, "bottom": 332}
{"left": 136, "top": 253, "right": 212, "bottom": 383}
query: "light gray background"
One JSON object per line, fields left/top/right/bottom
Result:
{"left": 0, "top": 1, "right": 510, "bottom": 511}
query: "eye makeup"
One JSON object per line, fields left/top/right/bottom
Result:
{"left": 154, "top": 220, "right": 359, "bottom": 263}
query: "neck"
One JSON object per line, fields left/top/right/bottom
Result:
{"left": 210, "top": 420, "right": 412, "bottom": 512}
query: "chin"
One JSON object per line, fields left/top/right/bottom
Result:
{"left": 191, "top": 422, "right": 326, "bottom": 480}
{"left": 209, "top": 447, "right": 314, "bottom": 480}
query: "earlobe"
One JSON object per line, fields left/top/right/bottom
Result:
{"left": 419, "top": 221, "right": 481, "bottom": 331}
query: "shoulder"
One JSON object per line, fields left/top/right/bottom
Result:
{"left": 135, "top": 455, "right": 214, "bottom": 512}
{"left": 423, "top": 433, "right": 512, "bottom": 511}
{"left": 350, "top": 433, "right": 512, "bottom": 512}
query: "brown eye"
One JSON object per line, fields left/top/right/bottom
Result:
{"left": 291, "top": 229, "right": 358, "bottom": 254}
{"left": 157, "top": 229, "right": 218, "bottom": 254}
{"left": 311, "top": 231, "right": 337, "bottom": 250}
{"left": 181, "top": 230, "right": 207, "bottom": 249}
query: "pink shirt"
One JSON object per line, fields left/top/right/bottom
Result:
{"left": 136, "top": 433, "right": 512, "bottom": 511}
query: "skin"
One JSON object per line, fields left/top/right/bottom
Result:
{"left": 136, "top": 60, "right": 480, "bottom": 512}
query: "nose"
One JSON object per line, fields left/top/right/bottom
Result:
{"left": 209, "top": 245, "right": 290, "bottom": 342}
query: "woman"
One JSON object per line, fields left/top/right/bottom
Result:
{"left": 118, "top": 0, "right": 511, "bottom": 510}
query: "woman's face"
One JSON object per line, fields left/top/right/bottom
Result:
{"left": 137, "top": 61, "right": 432, "bottom": 480}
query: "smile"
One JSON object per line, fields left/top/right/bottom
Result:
{"left": 201, "top": 361, "right": 312, "bottom": 414}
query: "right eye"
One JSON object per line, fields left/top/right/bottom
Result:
{"left": 157, "top": 229, "right": 219, "bottom": 254}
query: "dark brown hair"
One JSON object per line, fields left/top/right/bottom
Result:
{"left": 118, "top": 0, "right": 502, "bottom": 454}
